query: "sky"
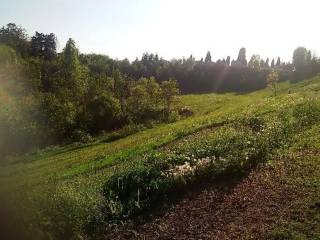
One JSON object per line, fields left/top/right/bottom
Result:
{"left": 1, "top": 0, "right": 320, "bottom": 62}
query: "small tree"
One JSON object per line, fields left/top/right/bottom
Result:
{"left": 248, "top": 54, "right": 261, "bottom": 70}
{"left": 266, "top": 69, "right": 279, "bottom": 96}
{"left": 160, "top": 79, "right": 179, "bottom": 119}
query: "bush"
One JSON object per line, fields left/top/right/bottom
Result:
{"left": 71, "top": 130, "right": 93, "bottom": 143}
{"left": 178, "top": 106, "right": 194, "bottom": 118}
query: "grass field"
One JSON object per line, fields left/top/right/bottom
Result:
{"left": 1, "top": 76, "right": 320, "bottom": 240}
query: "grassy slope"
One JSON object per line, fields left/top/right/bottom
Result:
{"left": 104, "top": 124, "right": 320, "bottom": 240}
{"left": 0, "top": 76, "right": 320, "bottom": 239}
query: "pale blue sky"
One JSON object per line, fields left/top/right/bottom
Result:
{"left": 1, "top": 0, "right": 320, "bottom": 62}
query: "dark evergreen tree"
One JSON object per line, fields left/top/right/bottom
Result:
{"left": 226, "top": 56, "right": 230, "bottom": 66}
{"left": 205, "top": 51, "right": 212, "bottom": 63}
{"left": 293, "top": 47, "right": 309, "bottom": 82}
{"left": 237, "top": 48, "right": 247, "bottom": 65}
{"left": 265, "top": 58, "right": 270, "bottom": 68}
{"left": 271, "top": 59, "right": 275, "bottom": 68}
{"left": 31, "top": 32, "right": 57, "bottom": 60}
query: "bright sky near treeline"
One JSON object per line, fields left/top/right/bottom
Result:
{"left": 1, "top": 0, "right": 319, "bottom": 62}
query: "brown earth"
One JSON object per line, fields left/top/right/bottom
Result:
{"left": 104, "top": 152, "right": 320, "bottom": 240}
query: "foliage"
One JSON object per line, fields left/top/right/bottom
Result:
{"left": 160, "top": 79, "right": 180, "bottom": 119}
{"left": 30, "top": 32, "right": 57, "bottom": 60}
{"left": 0, "top": 23, "right": 29, "bottom": 57}
{"left": 0, "top": 27, "right": 181, "bottom": 156}
{"left": 248, "top": 54, "right": 261, "bottom": 70}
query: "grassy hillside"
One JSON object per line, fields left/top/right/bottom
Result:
{"left": 1, "top": 76, "right": 320, "bottom": 239}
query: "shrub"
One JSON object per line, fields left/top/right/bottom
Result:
{"left": 70, "top": 130, "right": 93, "bottom": 143}
{"left": 293, "top": 99, "right": 320, "bottom": 127}
{"left": 178, "top": 106, "right": 194, "bottom": 118}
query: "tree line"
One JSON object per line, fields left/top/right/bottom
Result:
{"left": 0, "top": 23, "right": 320, "bottom": 158}
{"left": 0, "top": 23, "right": 180, "bottom": 158}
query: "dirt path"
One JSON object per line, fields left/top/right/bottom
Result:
{"left": 104, "top": 152, "right": 320, "bottom": 240}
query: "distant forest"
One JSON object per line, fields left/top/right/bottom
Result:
{"left": 1, "top": 23, "right": 320, "bottom": 157}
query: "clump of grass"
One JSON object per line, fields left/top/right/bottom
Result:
{"left": 268, "top": 227, "right": 306, "bottom": 240}
{"left": 101, "top": 124, "right": 145, "bottom": 143}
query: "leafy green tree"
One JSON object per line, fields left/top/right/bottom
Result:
{"left": 111, "top": 68, "right": 129, "bottom": 115}
{"left": 79, "top": 53, "right": 114, "bottom": 75}
{"left": 160, "top": 79, "right": 180, "bottom": 118}
{"left": 205, "top": 51, "right": 212, "bottom": 63}
{"left": 126, "top": 77, "right": 162, "bottom": 122}
{"left": 29, "top": 32, "right": 58, "bottom": 92}
{"left": 276, "top": 57, "right": 281, "bottom": 66}
{"left": 39, "top": 93, "right": 78, "bottom": 138}
{"left": 62, "top": 38, "right": 80, "bottom": 79}
{"left": 112, "top": 68, "right": 126, "bottom": 98}
{"left": 0, "top": 23, "right": 29, "bottom": 57}
{"left": 248, "top": 54, "right": 261, "bottom": 70}
{"left": 86, "top": 91, "right": 121, "bottom": 133}
{"left": 60, "top": 38, "right": 88, "bottom": 95}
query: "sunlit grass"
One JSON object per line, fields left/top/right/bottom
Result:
{"left": 0, "top": 76, "right": 319, "bottom": 239}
